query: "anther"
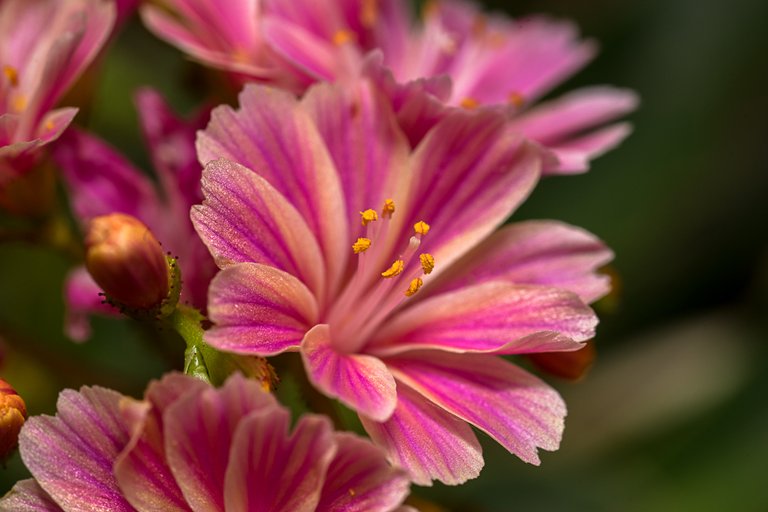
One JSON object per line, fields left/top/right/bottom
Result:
{"left": 381, "top": 198, "right": 395, "bottom": 218}
{"left": 413, "top": 221, "right": 430, "bottom": 236}
{"left": 381, "top": 259, "right": 404, "bottom": 278}
{"left": 419, "top": 253, "right": 435, "bottom": 274}
{"left": 360, "top": 209, "right": 378, "bottom": 226}
{"left": 3, "top": 65, "right": 18, "bottom": 87}
{"left": 405, "top": 277, "right": 423, "bottom": 297}
{"left": 333, "top": 30, "right": 355, "bottom": 46}
{"left": 460, "top": 97, "right": 479, "bottom": 110}
{"left": 508, "top": 91, "right": 525, "bottom": 108}
{"left": 352, "top": 237, "right": 372, "bottom": 254}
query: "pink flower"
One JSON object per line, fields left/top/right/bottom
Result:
{"left": 55, "top": 89, "right": 217, "bottom": 341}
{"left": 0, "top": 373, "right": 411, "bottom": 511}
{"left": 192, "top": 80, "right": 610, "bottom": 485}
{"left": 141, "top": 0, "right": 637, "bottom": 174}
{"left": 0, "top": 0, "right": 115, "bottom": 188}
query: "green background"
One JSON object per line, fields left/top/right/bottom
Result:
{"left": 2, "top": 0, "right": 767, "bottom": 510}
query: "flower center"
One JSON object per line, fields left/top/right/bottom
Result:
{"left": 327, "top": 199, "right": 435, "bottom": 353}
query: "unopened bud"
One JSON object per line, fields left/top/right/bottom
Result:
{"left": 85, "top": 213, "right": 172, "bottom": 311}
{"left": 0, "top": 379, "right": 27, "bottom": 460}
{"left": 528, "top": 340, "right": 597, "bottom": 381}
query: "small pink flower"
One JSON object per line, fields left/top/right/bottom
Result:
{"left": 141, "top": 0, "right": 637, "bottom": 174}
{"left": 55, "top": 89, "right": 217, "bottom": 341}
{"left": 192, "top": 80, "right": 611, "bottom": 485}
{"left": 0, "top": 373, "right": 411, "bottom": 511}
{"left": 0, "top": 0, "right": 115, "bottom": 187}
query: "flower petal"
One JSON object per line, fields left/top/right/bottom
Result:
{"left": 206, "top": 263, "right": 318, "bottom": 355}
{"left": 54, "top": 128, "right": 161, "bottom": 223}
{"left": 0, "top": 479, "right": 63, "bottom": 511}
{"left": 114, "top": 374, "right": 209, "bottom": 512}
{"left": 398, "top": 110, "right": 541, "bottom": 274}
{"left": 426, "top": 220, "right": 614, "bottom": 303}
{"left": 19, "top": 387, "right": 134, "bottom": 512}
{"left": 223, "top": 411, "right": 336, "bottom": 512}
{"left": 545, "top": 122, "right": 634, "bottom": 175}
{"left": 316, "top": 432, "right": 410, "bottom": 512}
{"left": 388, "top": 352, "right": 567, "bottom": 465}
{"left": 360, "top": 383, "right": 483, "bottom": 486}
{"left": 301, "top": 324, "right": 397, "bottom": 422}
{"left": 62, "top": 266, "right": 118, "bottom": 342}
{"left": 192, "top": 158, "right": 326, "bottom": 297}
{"left": 301, "top": 80, "right": 410, "bottom": 241}
{"left": 197, "top": 84, "right": 349, "bottom": 291}
{"left": 163, "top": 374, "right": 277, "bottom": 512}
{"left": 369, "top": 282, "right": 595, "bottom": 356}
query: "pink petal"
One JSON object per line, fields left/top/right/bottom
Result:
{"left": 545, "top": 122, "right": 634, "bottom": 175}
{"left": 426, "top": 220, "right": 614, "bottom": 303}
{"left": 369, "top": 282, "right": 595, "bottom": 356}
{"left": 54, "top": 128, "right": 161, "bottom": 223}
{"left": 316, "top": 432, "right": 410, "bottom": 512}
{"left": 191, "top": 158, "right": 326, "bottom": 297}
{"left": 360, "top": 383, "right": 483, "bottom": 487}
{"left": 35, "top": 107, "right": 78, "bottom": 144}
{"left": 19, "top": 387, "right": 134, "bottom": 512}
{"left": 0, "top": 479, "right": 63, "bottom": 511}
{"left": 163, "top": 374, "right": 276, "bottom": 511}
{"left": 62, "top": 266, "right": 117, "bottom": 342}
{"left": 206, "top": 263, "right": 318, "bottom": 355}
{"left": 114, "top": 374, "right": 208, "bottom": 512}
{"left": 511, "top": 87, "right": 639, "bottom": 143}
{"left": 400, "top": 110, "right": 541, "bottom": 274}
{"left": 224, "top": 412, "right": 335, "bottom": 512}
{"left": 387, "top": 351, "right": 567, "bottom": 465}
{"left": 197, "top": 85, "right": 349, "bottom": 292}
{"left": 301, "top": 80, "right": 410, "bottom": 240}
{"left": 301, "top": 324, "right": 397, "bottom": 422}
{"left": 261, "top": 19, "right": 338, "bottom": 82}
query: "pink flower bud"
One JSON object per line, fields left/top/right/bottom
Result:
{"left": 0, "top": 378, "right": 26, "bottom": 460}
{"left": 85, "top": 213, "right": 171, "bottom": 310}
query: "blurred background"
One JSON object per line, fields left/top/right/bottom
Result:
{"left": 1, "top": 0, "right": 767, "bottom": 510}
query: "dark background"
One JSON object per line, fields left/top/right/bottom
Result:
{"left": 2, "top": 0, "right": 767, "bottom": 510}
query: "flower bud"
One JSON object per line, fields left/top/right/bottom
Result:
{"left": 85, "top": 213, "right": 171, "bottom": 310}
{"left": 0, "top": 378, "right": 27, "bottom": 460}
{"left": 529, "top": 340, "right": 597, "bottom": 381}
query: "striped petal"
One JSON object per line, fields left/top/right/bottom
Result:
{"left": 360, "top": 383, "right": 482, "bottom": 486}
{"left": 206, "top": 263, "right": 318, "bottom": 356}
{"left": 163, "top": 374, "right": 276, "bottom": 512}
{"left": 192, "top": 158, "right": 326, "bottom": 297}
{"left": 0, "top": 480, "right": 63, "bottom": 512}
{"left": 369, "top": 282, "right": 595, "bottom": 356}
{"left": 387, "top": 351, "right": 567, "bottom": 465}
{"left": 425, "top": 220, "right": 614, "bottom": 303}
{"left": 316, "top": 432, "right": 410, "bottom": 512}
{"left": 301, "top": 324, "right": 397, "bottom": 422}
{"left": 19, "top": 387, "right": 134, "bottom": 512}
{"left": 224, "top": 412, "right": 335, "bottom": 512}
{"left": 197, "top": 84, "right": 349, "bottom": 291}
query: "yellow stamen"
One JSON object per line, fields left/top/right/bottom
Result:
{"left": 460, "top": 97, "right": 479, "bottom": 110}
{"left": 11, "top": 94, "right": 26, "bottom": 112}
{"left": 44, "top": 119, "right": 55, "bottom": 132}
{"left": 3, "top": 65, "right": 18, "bottom": 87}
{"left": 381, "top": 259, "right": 404, "bottom": 278}
{"left": 333, "top": 29, "right": 355, "bottom": 46}
{"left": 360, "top": 0, "right": 377, "bottom": 27}
{"left": 419, "top": 253, "right": 435, "bottom": 275}
{"left": 381, "top": 198, "right": 395, "bottom": 218}
{"left": 360, "top": 209, "right": 378, "bottom": 226}
{"left": 508, "top": 91, "right": 525, "bottom": 108}
{"left": 352, "top": 237, "right": 372, "bottom": 254}
{"left": 413, "top": 220, "right": 430, "bottom": 236}
{"left": 348, "top": 488, "right": 356, "bottom": 497}
{"left": 405, "top": 277, "right": 423, "bottom": 297}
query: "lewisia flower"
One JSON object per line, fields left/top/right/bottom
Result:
{"left": 55, "top": 89, "right": 217, "bottom": 340}
{"left": 192, "top": 80, "right": 611, "bottom": 485}
{"left": 141, "top": 0, "right": 637, "bottom": 174}
{"left": 0, "top": 373, "right": 411, "bottom": 511}
{"left": 0, "top": 0, "right": 115, "bottom": 188}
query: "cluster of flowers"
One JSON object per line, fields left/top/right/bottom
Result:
{"left": 0, "top": 0, "right": 636, "bottom": 509}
